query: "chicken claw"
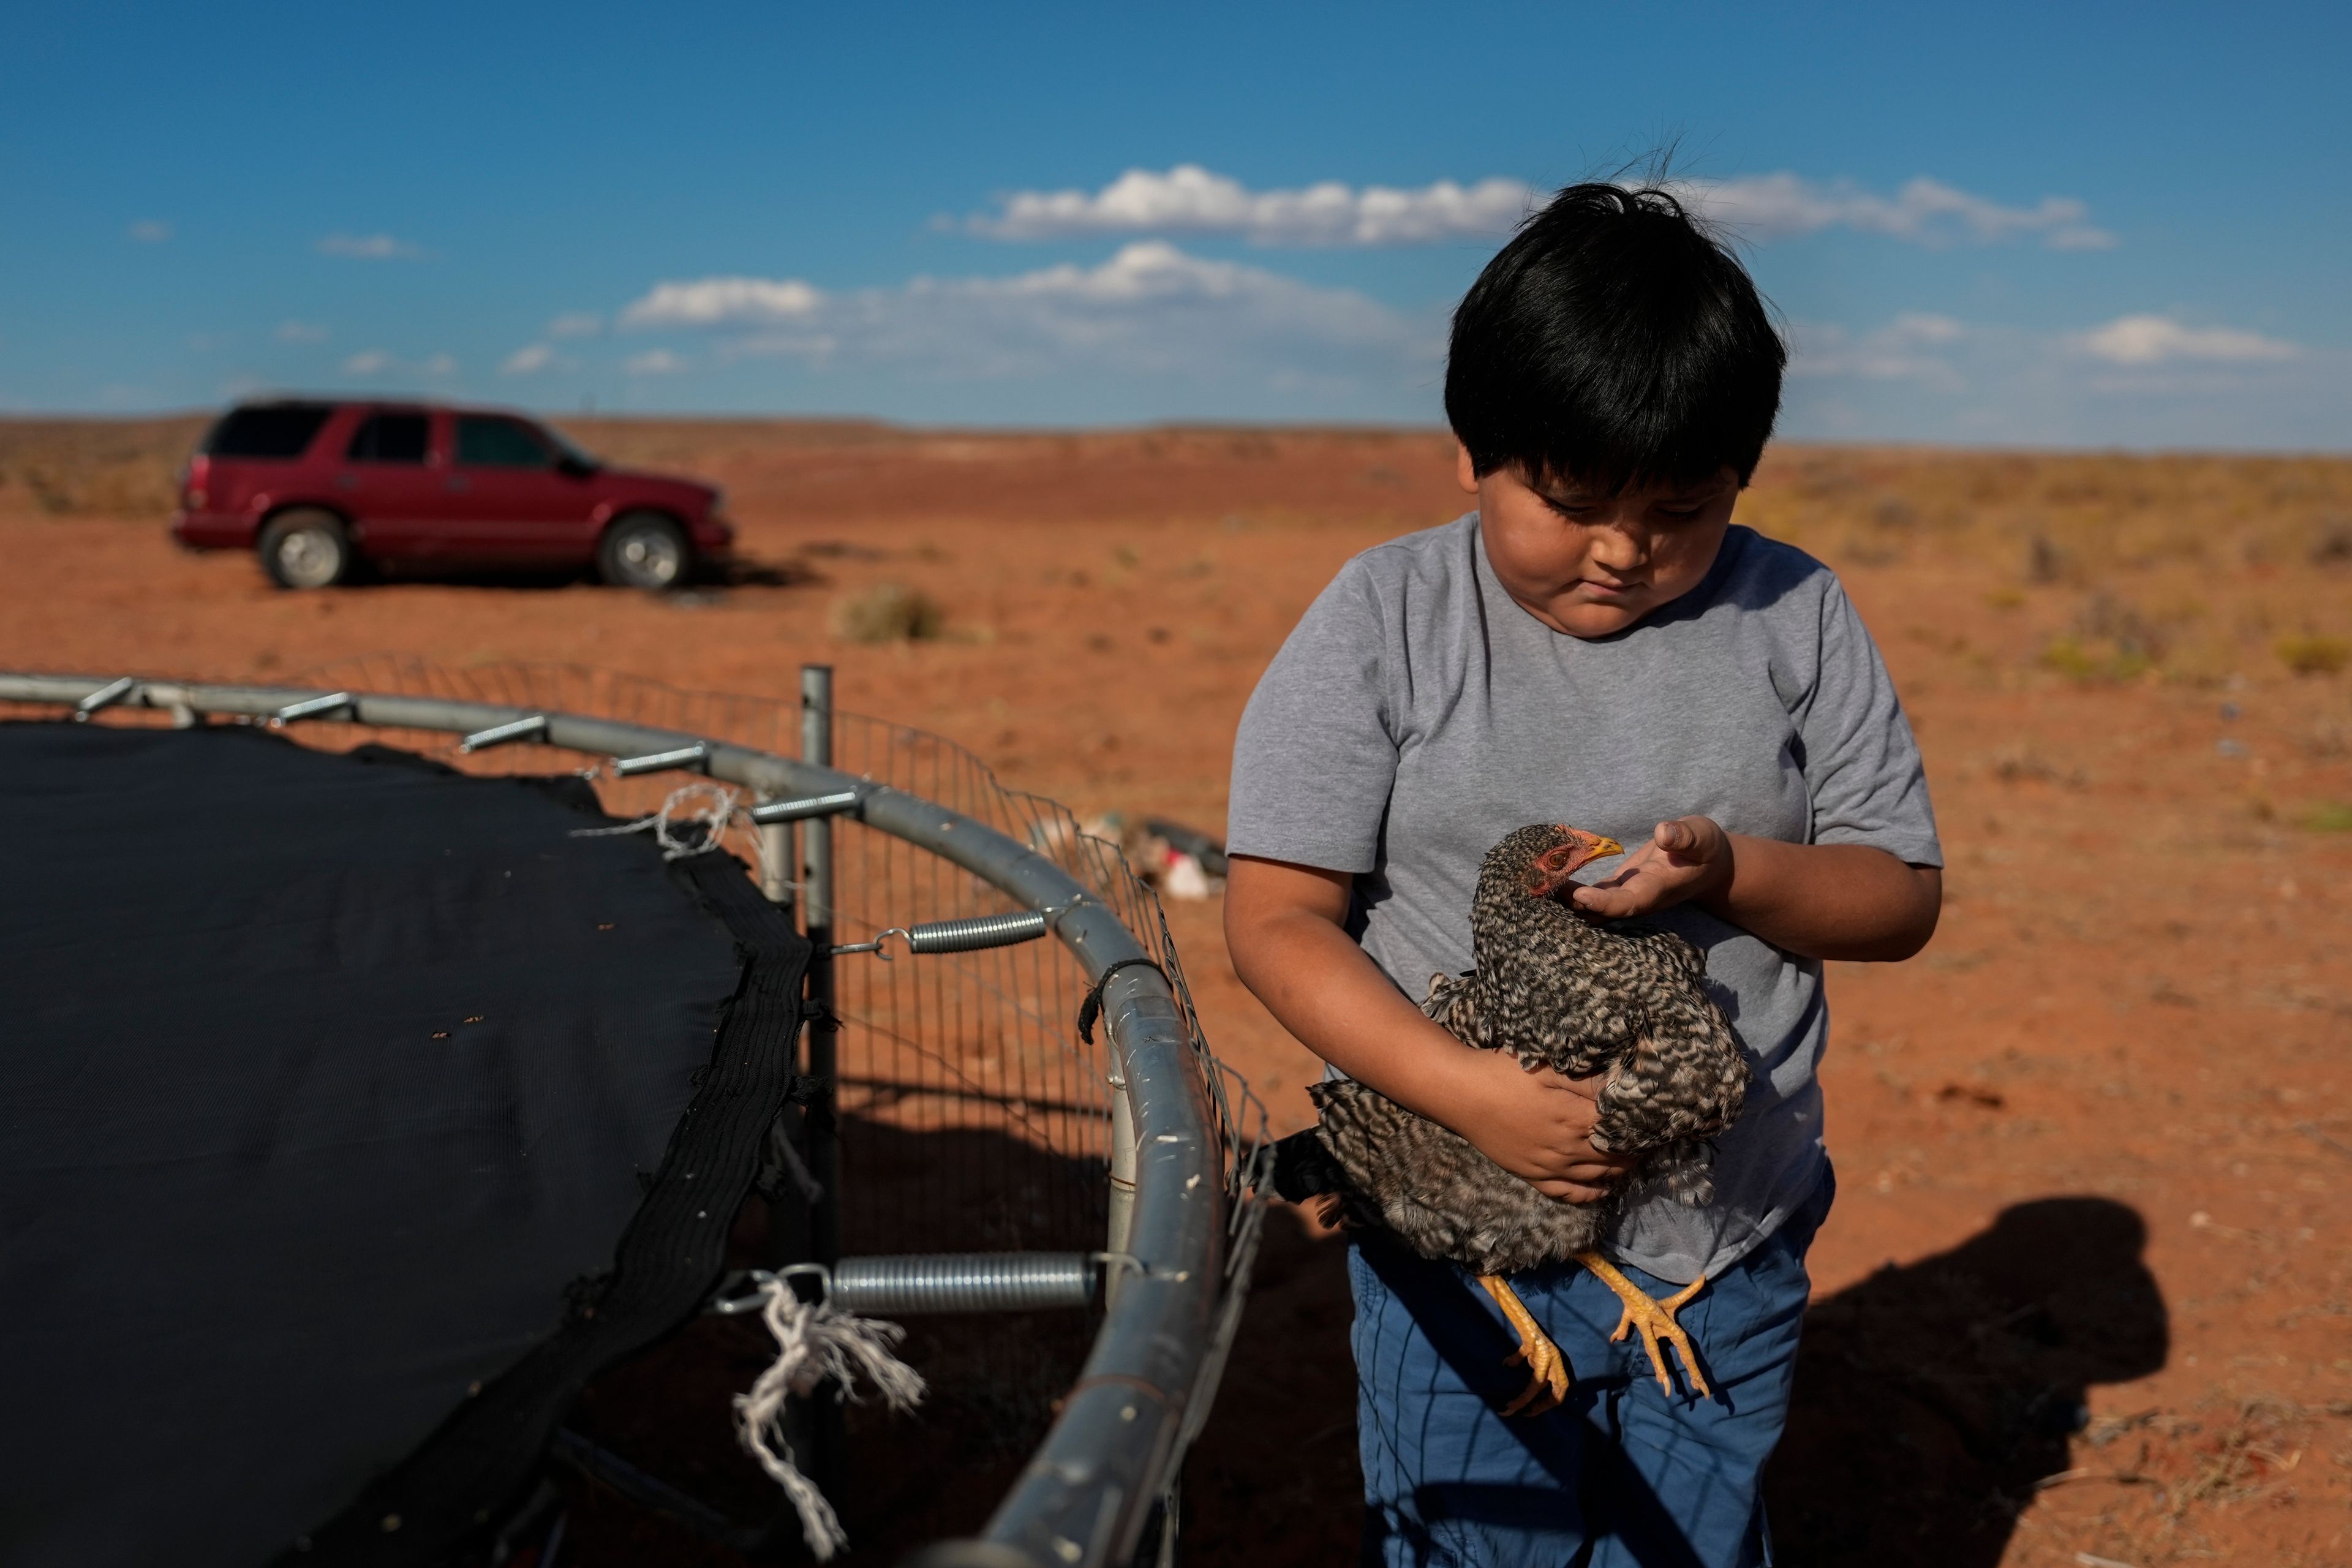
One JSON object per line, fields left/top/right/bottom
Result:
{"left": 1573, "top": 1252, "right": 1711, "bottom": 1399}
{"left": 1476, "top": 1274, "right": 1573, "bottom": 1417}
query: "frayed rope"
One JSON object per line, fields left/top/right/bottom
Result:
{"left": 571, "top": 782, "right": 742, "bottom": 862}
{"left": 734, "top": 1278, "right": 926, "bottom": 1559}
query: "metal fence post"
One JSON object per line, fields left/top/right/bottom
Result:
{"left": 756, "top": 812, "right": 795, "bottom": 908}
{"left": 799, "top": 664, "right": 840, "bottom": 1267}
{"left": 796, "top": 664, "right": 846, "bottom": 1509}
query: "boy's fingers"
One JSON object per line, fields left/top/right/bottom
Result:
{"left": 1527, "top": 1065, "right": 1605, "bottom": 1101}
{"left": 1572, "top": 884, "right": 1646, "bottom": 917}
{"left": 1657, "top": 816, "right": 1713, "bottom": 861}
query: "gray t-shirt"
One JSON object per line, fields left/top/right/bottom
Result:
{"left": 1228, "top": 514, "right": 1941, "bottom": 1281}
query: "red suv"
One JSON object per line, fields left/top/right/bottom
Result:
{"left": 171, "top": 399, "right": 734, "bottom": 589}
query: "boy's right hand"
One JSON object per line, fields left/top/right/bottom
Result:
{"left": 1451, "top": 1048, "right": 1637, "bottom": 1203}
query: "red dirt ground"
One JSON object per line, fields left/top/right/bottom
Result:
{"left": 3, "top": 420, "right": 2348, "bottom": 1566}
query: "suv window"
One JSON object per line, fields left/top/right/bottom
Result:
{"left": 454, "top": 416, "right": 551, "bottom": 468}
{"left": 203, "top": 404, "right": 333, "bottom": 459}
{"left": 346, "top": 412, "right": 431, "bottom": 464}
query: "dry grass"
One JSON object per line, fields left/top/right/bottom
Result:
{"left": 0, "top": 417, "right": 205, "bottom": 518}
{"left": 1730, "top": 448, "right": 2352, "bottom": 702}
{"left": 2277, "top": 635, "right": 2350, "bottom": 677}
{"left": 831, "top": 581, "right": 945, "bottom": 643}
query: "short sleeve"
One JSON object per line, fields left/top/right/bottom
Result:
{"left": 1226, "top": 560, "right": 1400, "bottom": 874}
{"left": 1795, "top": 581, "right": 1943, "bottom": 867}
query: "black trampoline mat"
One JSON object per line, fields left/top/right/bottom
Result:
{"left": 0, "top": 723, "right": 748, "bottom": 1567}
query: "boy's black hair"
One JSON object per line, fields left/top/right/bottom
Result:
{"left": 1445, "top": 182, "right": 1785, "bottom": 493}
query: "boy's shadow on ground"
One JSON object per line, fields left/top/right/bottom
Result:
{"left": 1185, "top": 1195, "right": 2165, "bottom": 1568}
{"left": 1766, "top": 1195, "right": 2166, "bottom": 1566}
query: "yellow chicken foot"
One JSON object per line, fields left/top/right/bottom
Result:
{"left": 1475, "top": 1275, "right": 1572, "bottom": 1417}
{"left": 1572, "top": 1252, "right": 1711, "bottom": 1399}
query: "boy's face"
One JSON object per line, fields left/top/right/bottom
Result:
{"left": 1458, "top": 443, "right": 1741, "bottom": 639}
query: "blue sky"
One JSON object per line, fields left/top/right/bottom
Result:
{"left": 3, "top": 0, "right": 2345, "bottom": 446}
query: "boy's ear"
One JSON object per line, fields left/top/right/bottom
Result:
{"left": 1454, "top": 440, "right": 1480, "bottom": 494}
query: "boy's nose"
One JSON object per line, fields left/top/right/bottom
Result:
{"left": 1588, "top": 523, "right": 1646, "bottom": 573}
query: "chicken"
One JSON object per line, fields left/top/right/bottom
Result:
{"left": 1272, "top": 823, "right": 1751, "bottom": 1415}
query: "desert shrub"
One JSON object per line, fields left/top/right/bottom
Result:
{"left": 1872, "top": 496, "right": 1919, "bottom": 532}
{"left": 2275, "top": 635, "right": 2349, "bottom": 676}
{"left": 2311, "top": 518, "right": 2352, "bottom": 565}
{"left": 2043, "top": 592, "right": 2179, "bottom": 682}
{"left": 2041, "top": 637, "right": 2152, "bottom": 683}
{"left": 832, "top": 582, "right": 944, "bottom": 644}
{"left": 2302, "top": 802, "right": 2352, "bottom": 833}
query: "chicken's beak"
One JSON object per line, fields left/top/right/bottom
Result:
{"left": 1575, "top": 832, "right": 1625, "bottom": 863}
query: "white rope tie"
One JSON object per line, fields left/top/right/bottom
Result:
{"left": 570, "top": 782, "right": 742, "bottom": 861}
{"left": 734, "top": 1278, "right": 926, "bottom": 1559}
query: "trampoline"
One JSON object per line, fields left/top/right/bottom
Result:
{"left": 0, "top": 665, "right": 1264, "bottom": 1568}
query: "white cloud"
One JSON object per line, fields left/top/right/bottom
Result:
{"left": 502, "top": 344, "right": 556, "bottom": 375}
{"left": 275, "top": 320, "right": 330, "bottom": 344}
{"left": 1790, "top": 313, "right": 1973, "bottom": 389}
{"left": 621, "top": 241, "right": 1430, "bottom": 388}
{"left": 127, "top": 220, "right": 172, "bottom": 244}
{"left": 624, "top": 349, "right": 689, "bottom": 375}
{"left": 620, "top": 277, "right": 822, "bottom": 328}
{"left": 1779, "top": 306, "right": 2337, "bottom": 447}
{"left": 317, "top": 232, "right": 424, "bottom": 260}
{"left": 2075, "top": 313, "right": 2299, "bottom": 366}
{"left": 1679, "top": 173, "right": 2114, "bottom": 251}
{"left": 341, "top": 348, "right": 457, "bottom": 377}
{"left": 970, "top": 164, "right": 1532, "bottom": 246}
{"left": 546, "top": 312, "right": 603, "bottom": 339}
{"left": 968, "top": 165, "right": 2114, "bottom": 252}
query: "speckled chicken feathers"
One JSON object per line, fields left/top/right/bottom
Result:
{"left": 1306, "top": 824, "right": 1751, "bottom": 1278}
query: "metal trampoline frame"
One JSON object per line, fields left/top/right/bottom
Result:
{"left": 0, "top": 667, "right": 1263, "bottom": 1568}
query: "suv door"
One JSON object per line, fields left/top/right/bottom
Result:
{"left": 448, "top": 414, "right": 595, "bottom": 562}
{"left": 335, "top": 408, "right": 441, "bottom": 559}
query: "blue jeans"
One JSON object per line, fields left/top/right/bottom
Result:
{"left": 1349, "top": 1169, "right": 1834, "bottom": 1568}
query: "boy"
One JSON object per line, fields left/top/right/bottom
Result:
{"left": 1223, "top": 183, "right": 1943, "bottom": 1567}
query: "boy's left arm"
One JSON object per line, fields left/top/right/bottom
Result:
{"left": 1570, "top": 815, "right": 1940, "bottom": 962}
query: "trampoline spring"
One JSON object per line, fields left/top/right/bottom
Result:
{"left": 829, "top": 908, "right": 1050, "bottom": 959}
{"left": 707, "top": 1254, "right": 1102, "bottom": 1317}
{"left": 832, "top": 1253, "right": 1100, "bottom": 1316}
{"left": 72, "top": 676, "right": 138, "bottom": 721}
{"left": 611, "top": 742, "right": 709, "bottom": 776}
{"left": 905, "top": 909, "right": 1052, "bottom": 953}
{"left": 747, "top": 789, "right": 862, "bottom": 825}
{"left": 458, "top": 713, "right": 550, "bottom": 752}
{"left": 271, "top": 691, "right": 355, "bottom": 726}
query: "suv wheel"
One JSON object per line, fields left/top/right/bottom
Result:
{"left": 597, "top": 511, "right": 690, "bottom": 590}
{"left": 258, "top": 509, "right": 353, "bottom": 590}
